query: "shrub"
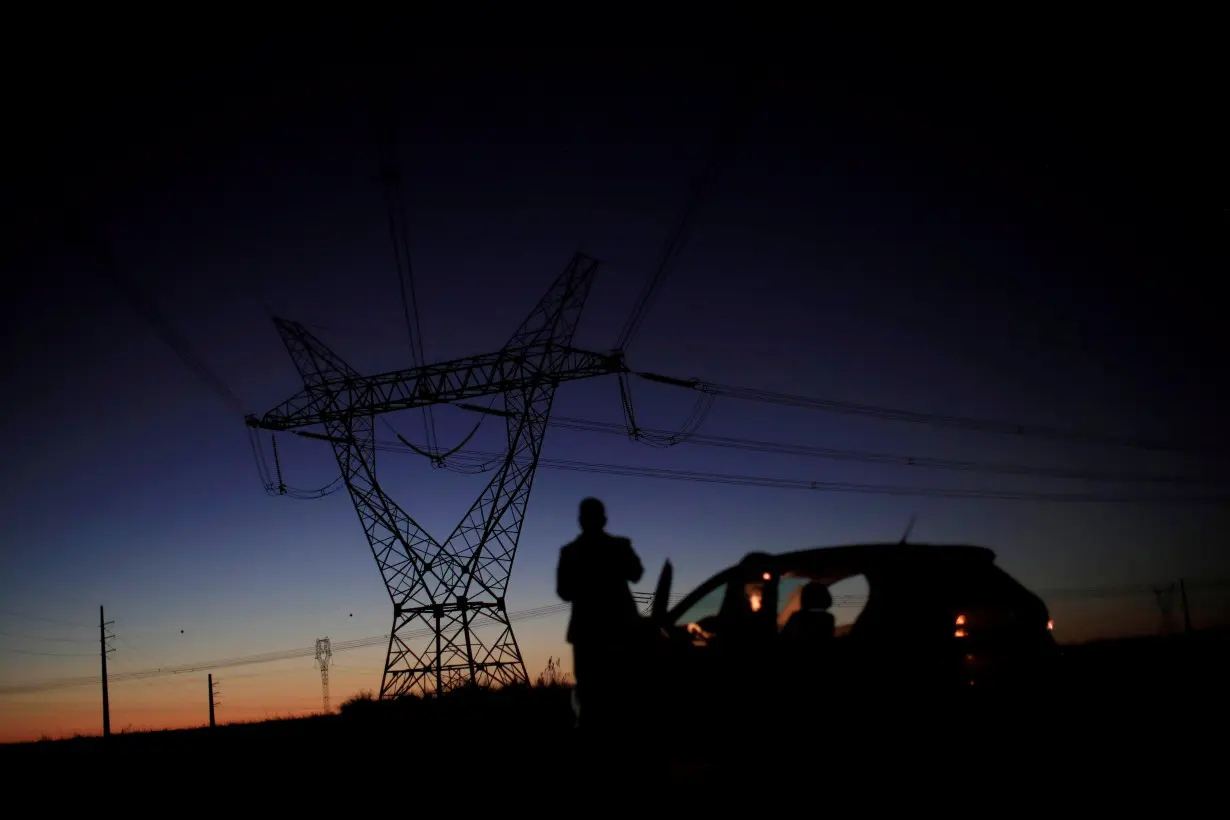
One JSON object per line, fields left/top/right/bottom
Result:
{"left": 535, "top": 656, "right": 573, "bottom": 688}
{"left": 338, "top": 689, "right": 377, "bottom": 716}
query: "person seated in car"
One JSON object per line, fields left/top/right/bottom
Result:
{"left": 779, "top": 582, "right": 836, "bottom": 644}
{"left": 776, "top": 582, "right": 838, "bottom": 709}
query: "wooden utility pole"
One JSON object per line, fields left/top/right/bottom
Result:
{"left": 100, "top": 606, "right": 113, "bottom": 738}
{"left": 208, "top": 674, "right": 218, "bottom": 728}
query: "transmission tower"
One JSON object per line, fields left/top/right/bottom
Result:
{"left": 315, "top": 637, "right": 333, "bottom": 713}
{"left": 248, "top": 253, "right": 623, "bottom": 698}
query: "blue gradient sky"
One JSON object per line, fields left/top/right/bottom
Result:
{"left": 2, "top": 51, "right": 1227, "bottom": 741}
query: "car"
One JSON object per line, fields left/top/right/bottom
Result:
{"left": 636, "top": 542, "right": 1061, "bottom": 733}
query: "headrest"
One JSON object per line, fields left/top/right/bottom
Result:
{"left": 800, "top": 582, "right": 833, "bottom": 610}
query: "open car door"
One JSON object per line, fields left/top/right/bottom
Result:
{"left": 651, "top": 560, "right": 673, "bottom": 625}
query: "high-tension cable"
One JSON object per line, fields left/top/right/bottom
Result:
{"left": 69, "top": 216, "right": 245, "bottom": 418}
{"left": 633, "top": 372, "right": 1224, "bottom": 458}
{"left": 67, "top": 210, "right": 343, "bottom": 501}
{"left": 542, "top": 415, "right": 1228, "bottom": 486}
{"left": 612, "top": 67, "right": 759, "bottom": 355}
{"left": 374, "top": 89, "right": 438, "bottom": 458}
{"left": 370, "top": 444, "right": 1230, "bottom": 505}
{"left": 260, "top": 400, "right": 1224, "bottom": 505}
{"left": 274, "top": 427, "right": 1226, "bottom": 502}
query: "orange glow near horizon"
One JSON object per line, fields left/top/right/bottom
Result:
{"left": 0, "top": 630, "right": 572, "bottom": 745}
{"left": 2, "top": 597, "right": 1213, "bottom": 744}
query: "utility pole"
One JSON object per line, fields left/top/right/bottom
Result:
{"left": 208, "top": 674, "right": 220, "bottom": 728}
{"left": 1180, "top": 578, "right": 1193, "bottom": 634}
{"left": 99, "top": 605, "right": 114, "bottom": 738}
{"left": 315, "top": 637, "right": 333, "bottom": 713}
{"left": 248, "top": 252, "right": 624, "bottom": 699}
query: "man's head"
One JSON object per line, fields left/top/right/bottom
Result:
{"left": 578, "top": 497, "right": 606, "bottom": 533}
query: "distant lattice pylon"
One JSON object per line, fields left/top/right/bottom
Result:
{"left": 315, "top": 637, "right": 333, "bottom": 713}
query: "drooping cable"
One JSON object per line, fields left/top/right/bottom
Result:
{"left": 612, "top": 70, "right": 758, "bottom": 354}
{"left": 635, "top": 371, "right": 1225, "bottom": 458}
{"left": 374, "top": 97, "right": 439, "bottom": 459}
{"left": 617, "top": 371, "right": 714, "bottom": 448}
{"left": 357, "top": 439, "right": 1229, "bottom": 504}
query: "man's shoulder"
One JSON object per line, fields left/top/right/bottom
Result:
{"left": 594, "top": 532, "right": 632, "bottom": 548}
{"left": 560, "top": 532, "right": 631, "bottom": 550}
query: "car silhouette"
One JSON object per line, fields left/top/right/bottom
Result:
{"left": 635, "top": 542, "right": 1061, "bottom": 732}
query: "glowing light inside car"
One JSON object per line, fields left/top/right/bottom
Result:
{"left": 749, "top": 592, "right": 763, "bottom": 612}
{"left": 955, "top": 614, "right": 966, "bottom": 626}
{"left": 686, "top": 622, "right": 714, "bottom": 644}
{"left": 762, "top": 572, "right": 771, "bottom": 581}
{"left": 954, "top": 629, "right": 967, "bottom": 638}
{"left": 1047, "top": 619, "right": 1054, "bottom": 631}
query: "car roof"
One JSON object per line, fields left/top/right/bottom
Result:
{"left": 739, "top": 542, "right": 997, "bottom": 585}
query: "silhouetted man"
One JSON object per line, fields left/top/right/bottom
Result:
{"left": 556, "top": 497, "right": 644, "bottom": 733}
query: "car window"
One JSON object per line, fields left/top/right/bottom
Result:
{"left": 672, "top": 582, "right": 727, "bottom": 628}
{"left": 775, "top": 576, "right": 811, "bottom": 630}
{"left": 828, "top": 574, "right": 870, "bottom": 635}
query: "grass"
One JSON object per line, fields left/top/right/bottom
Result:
{"left": 4, "top": 633, "right": 1226, "bottom": 785}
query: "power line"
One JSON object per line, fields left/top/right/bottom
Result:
{"left": 0, "top": 630, "right": 93, "bottom": 644}
{"left": 268, "top": 411, "right": 1224, "bottom": 515}
{"left": 544, "top": 415, "right": 1226, "bottom": 487}
{"left": 0, "top": 648, "right": 96, "bottom": 657}
{"left": 67, "top": 217, "right": 246, "bottom": 417}
{"left": 613, "top": 90, "right": 748, "bottom": 353}
{"left": 523, "top": 459, "right": 1224, "bottom": 503}
{"left": 0, "top": 601, "right": 578, "bottom": 696}
{"left": 0, "top": 608, "right": 95, "bottom": 630}
{"left": 375, "top": 91, "right": 437, "bottom": 454}
{"left": 60, "top": 211, "right": 326, "bottom": 506}
{"left": 61, "top": 210, "right": 350, "bottom": 504}
{"left": 356, "top": 440, "right": 1228, "bottom": 504}
{"left": 633, "top": 372, "right": 1225, "bottom": 458}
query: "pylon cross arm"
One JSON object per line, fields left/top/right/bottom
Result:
{"left": 247, "top": 344, "right": 622, "bottom": 432}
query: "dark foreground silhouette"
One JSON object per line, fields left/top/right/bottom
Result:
{"left": 3, "top": 630, "right": 1226, "bottom": 793}
{"left": 556, "top": 497, "right": 646, "bottom": 734}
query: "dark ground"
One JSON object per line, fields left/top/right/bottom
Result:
{"left": 3, "top": 632, "right": 1225, "bottom": 800}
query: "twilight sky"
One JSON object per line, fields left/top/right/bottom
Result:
{"left": 2, "top": 49, "right": 1227, "bottom": 742}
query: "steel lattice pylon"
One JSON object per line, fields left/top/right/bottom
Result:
{"left": 248, "top": 253, "right": 624, "bottom": 698}
{"left": 315, "top": 637, "right": 332, "bottom": 712}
